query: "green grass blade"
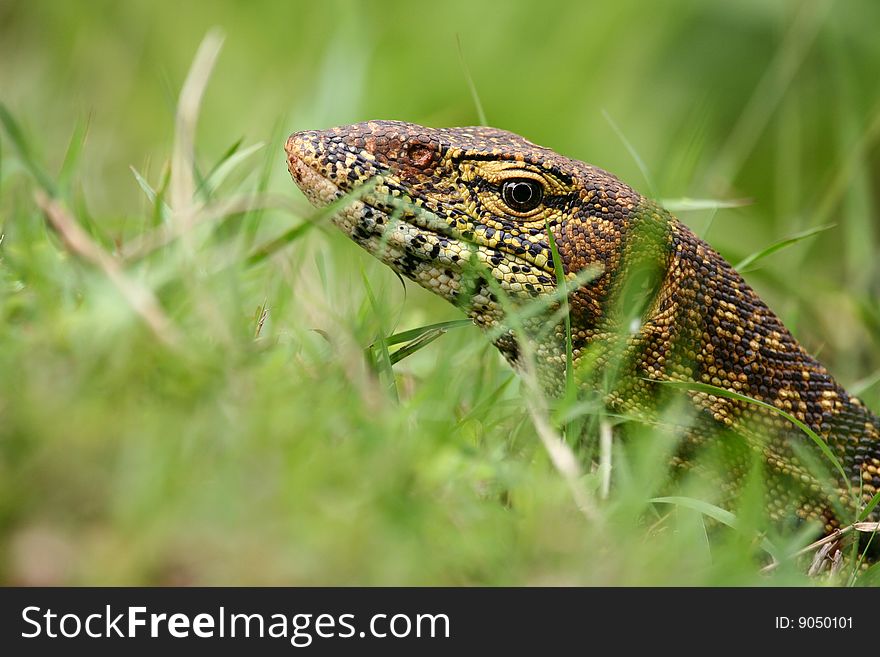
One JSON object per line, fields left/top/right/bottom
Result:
{"left": 653, "top": 496, "right": 739, "bottom": 524}
{"left": 374, "top": 320, "right": 474, "bottom": 366}
{"left": 855, "top": 560, "right": 880, "bottom": 586}
{"left": 388, "top": 328, "right": 446, "bottom": 365}
{"left": 192, "top": 156, "right": 210, "bottom": 203}
{"left": 192, "top": 137, "right": 246, "bottom": 201}
{"left": 247, "top": 179, "right": 377, "bottom": 265}
{"left": 130, "top": 165, "right": 161, "bottom": 205}
{"left": 456, "top": 34, "right": 487, "bottom": 126}
{"left": 361, "top": 270, "right": 398, "bottom": 403}
{"left": 203, "top": 141, "right": 264, "bottom": 194}
{"left": 206, "top": 137, "right": 244, "bottom": 179}
{"left": 546, "top": 220, "right": 578, "bottom": 440}
{"left": 246, "top": 222, "right": 315, "bottom": 266}
{"left": 850, "top": 368, "right": 880, "bottom": 397}
{"left": 382, "top": 319, "right": 474, "bottom": 347}
{"left": 0, "top": 103, "right": 58, "bottom": 196}
{"left": 130, "top": 165, "right": 172, "bottom": 225}
{"left": 657, "top": 379, "right": 849, "bottom": 486}
{"left": 153, "top": 164, "right": 172, "bottom": 227}
{"left": 546, "top": 221, "right": 573, "bottom": 400}
{"left": 734, "top": 223, "right": 836, "bottom": 272}
{"left": 453, "top": 375, "right": 516, "bottom": 430}
{"left": 857, "top": 488, "right": 880, "bottom": 523}
{"left": 239, "top": 117, "right": 286, "bottom": 247}
{"left": 849, "top": 525, "right": 878, "bottom": 585}
{"left": 705, "top": 1, "right": 830, "bottom": 183}
{"left": 602, "top": 109, "right": 656, "bottom": 198}
{"left": 651, "top": 496, "right": 780, "bottom": 559}
{"left": 58, "top": 114, "right": 91, "bottom": 192}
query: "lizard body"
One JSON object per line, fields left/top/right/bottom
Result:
{"left": 285, "top": 120, "right": 880, "bottom": 540}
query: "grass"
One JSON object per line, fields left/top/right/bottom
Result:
{"left": 1, "top": 1, "right": 879, "bottom": 586}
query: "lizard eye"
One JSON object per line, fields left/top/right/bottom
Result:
{"left": 501, "top": 179, "right": 544, "bottom": 213}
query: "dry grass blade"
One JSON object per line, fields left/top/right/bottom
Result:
{"left": 254, "top": 303, "right": 269, "bottom": 339}
{"left": 171, "top": 29, "right": 225, "bottom": 221}
{"left": 473, "top": 262, "right": 600, "bottom": 523}
{"left": 661, "top": 197, "right": 752, "bottom": 212}
{"left": 599, "top": 419, "right": 613, "bottom": 500}
{"left": 121, "top": 193, "right": 310, "bottom": 261}
{"left": 456, "top": 34, "right": 487, "bottom": 127}
{"left": 759, "top": 521, "right": 880, "bottom": 573}
{"left": 602, "top": 109, "right": 656, "bottom": 197}
{"left": 35, "top": 190, "right": 182, "bottom": 348}
{"left": 523, "top": 389, "right": 600, "bottom": 523}
{"left": 808, "top": 541, "right": 837, "bottom": 577}
{"left": 854, "top": 521, "right": 880, "bottom": 532}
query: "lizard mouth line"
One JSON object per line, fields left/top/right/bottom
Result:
{"left": 287, "top": 152, "right": 558, "bottom": 287}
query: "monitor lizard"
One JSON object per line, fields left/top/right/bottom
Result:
{"left": 285, "top": 120, "right": 880, "bottom": 548}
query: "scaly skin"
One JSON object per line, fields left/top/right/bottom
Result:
{"left": 285, "top": 120, "right": 880, "bottom": 540}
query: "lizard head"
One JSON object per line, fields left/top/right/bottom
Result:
{"left": 285, "top": 120, "right": 664, "bottom": 348}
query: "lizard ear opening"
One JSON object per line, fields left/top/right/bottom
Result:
{"left": 404, "top": 143, "right": 435, "bottom": 168}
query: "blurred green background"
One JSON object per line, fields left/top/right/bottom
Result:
{"left": 1, "top": 0, "right": 878, "bottom": 585}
